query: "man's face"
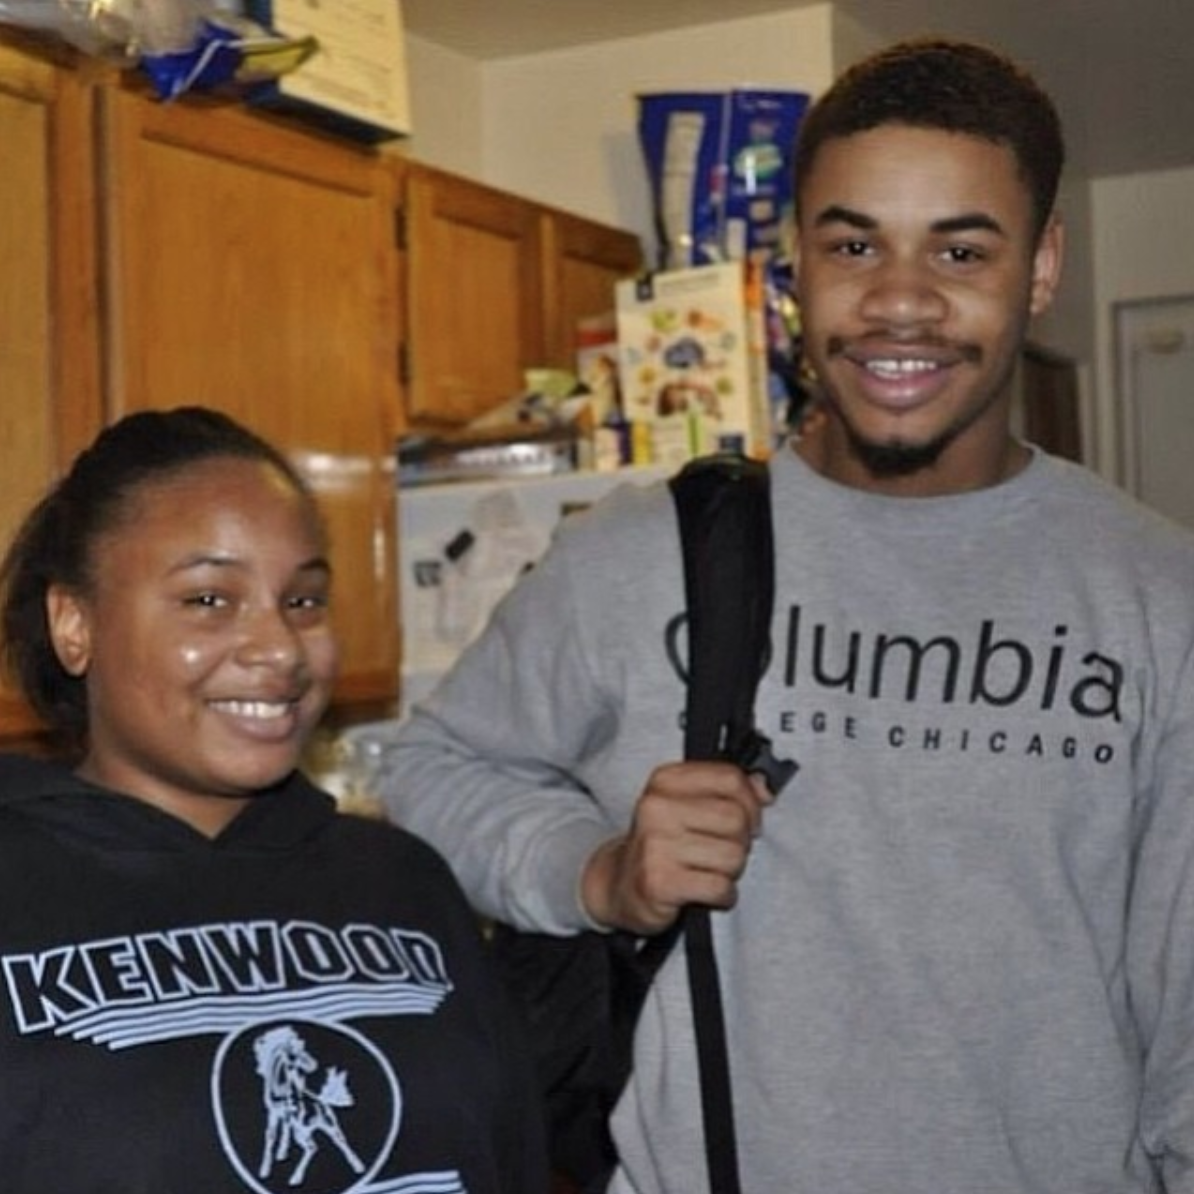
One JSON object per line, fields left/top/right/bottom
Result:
{"left": 793, "top": 124, "right": 1062, "bottom": 494}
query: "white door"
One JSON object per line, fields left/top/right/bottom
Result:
{"left": 1118, "top": 296, "right": 1194, "bottom": 530}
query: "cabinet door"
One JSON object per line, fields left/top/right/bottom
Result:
{"left": 0, "top": 39, "right": 103, "bottom": 741}
{"left": 541, "top": 208, "right": 642, "bottom": 369}
{"left": 403, "top": 163, "right": 545, "bottom": 426}
{"left": 99, "top": 86, "right": 402, "bottom": 710}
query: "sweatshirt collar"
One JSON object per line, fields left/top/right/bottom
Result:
{"left": 0, "top": 753, "right": 337, "bottom": 853}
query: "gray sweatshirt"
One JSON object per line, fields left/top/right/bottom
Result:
{"left": 380, "top": 444, "right": 1194, "bottom": 1193}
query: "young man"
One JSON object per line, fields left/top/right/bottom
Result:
{"left": 381, "top": 39, "right": 1194, "bottom": 1193}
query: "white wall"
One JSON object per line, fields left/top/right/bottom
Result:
{"left": 830, "top": 4, "right": 883, "bottom": 69}
{"left": 405, "top": 6, "right": 836, "bottom": 261}
{"left": 1091, "top": 165, "right": 1194, "bottom": 481}
{"left": 480, "top": 6, "right": 836, "bottom": 257}
{"left": 401, "top": 34, "right": 484, "bottom": 177}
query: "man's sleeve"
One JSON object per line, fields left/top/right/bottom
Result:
{"left": 374, "top": 507, "right": 639, "bottom": 934}
{"left": 1128, "top": 642, "right": 1194, "bottom": 1187}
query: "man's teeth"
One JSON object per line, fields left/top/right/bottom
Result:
{"left": 213, "top": 700, "right": 291, "bottom": 720}
{"left": 865, "top": 358, "right": 940, "bottom": 377}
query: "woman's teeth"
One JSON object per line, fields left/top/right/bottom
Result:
{"left": 212, "top": 700, "right": 291, "bottom": 720}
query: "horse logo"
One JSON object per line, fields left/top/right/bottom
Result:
{"left": 212, "top": 1019, "right": 402, "bottom": 1194}
{"left": 255, "top": 1026, "right": 366, "bottom": 1186}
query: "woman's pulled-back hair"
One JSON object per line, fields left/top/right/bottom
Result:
{"left": 0, "top": 406, "right": 316, "bottom": 749}
{"left": 794, "top": 37, "right": 1065, "bottom": 238}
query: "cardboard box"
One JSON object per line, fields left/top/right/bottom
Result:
{"left": 245, "top": 0, "right": 411, "bottom": 142}
{"left": 615, "top": 262, "right": 770, "bottom": 461}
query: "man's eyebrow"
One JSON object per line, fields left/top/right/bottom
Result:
{"left": 931, "top": 212, "right": 1007, "bottom": 237}
{"left": 812, "top": 204, "right": 876, "bottom": 230}
{"left": 811, "top": 205, "right": 1008, "bottom": 239}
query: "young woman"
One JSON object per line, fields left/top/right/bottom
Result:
{"left": 0, "top": 406, "right": 546, "bottom": 1194}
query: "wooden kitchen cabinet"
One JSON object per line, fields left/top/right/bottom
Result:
{"left": 540, "top": 206, "right": 643, "bottom": 368}
{"left": 400, "top": 162, "right": 545, "bottom": 426}
{"left": 98, "top": 84, "right": 404, "bottom": 710}
{"left": 0, "top": 35, "right": 103, "bottom": 741}
{"left": 399, "top": 160, "right": 642, "bottom": 427}
{"left": 0, "top": 33, "right": 644, "bottom": 742}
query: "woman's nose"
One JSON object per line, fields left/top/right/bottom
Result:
{"left": 237, "top": 608, "right": 303, "bottom": 668}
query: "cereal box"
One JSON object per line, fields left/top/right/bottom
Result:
{"left": 615, "top": 262, "right": 769, "bottom": 461}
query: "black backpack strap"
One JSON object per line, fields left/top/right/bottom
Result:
{"left": 672, "top": 453, "right": 785, "bottom": 778}
{"left": 667, "top": 452, "right": 796, "bottom": 1194}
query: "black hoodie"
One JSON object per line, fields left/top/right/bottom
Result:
{"left": 0, "top": 754, "right": 547, "bottom": 1194}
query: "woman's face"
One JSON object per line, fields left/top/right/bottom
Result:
{"left": 47, "top": 456, "right": 338, "bottom": 837}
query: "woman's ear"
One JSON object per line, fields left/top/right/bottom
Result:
{"left": 46, "top": 585, "right": 92, "bottom": 677}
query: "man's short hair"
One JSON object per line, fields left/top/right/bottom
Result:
{"left": 794, "top": 38, "right": 1065, "bottom": 237}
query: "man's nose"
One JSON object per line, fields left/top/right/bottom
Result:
{"left": 859, "top": 258, "right": 949, "bottom": 326}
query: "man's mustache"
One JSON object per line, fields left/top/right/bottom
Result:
{"left": 825, "top": 333, "right": 984, "bottom": 365}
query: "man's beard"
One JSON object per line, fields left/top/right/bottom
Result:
{"left": 844, "top": 430, "right": 949, "bottom": 478}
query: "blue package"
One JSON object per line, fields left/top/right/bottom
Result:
{"left": 722, "top": 89, "right": 810, "bottom": 266}
{"left": 637, "top": 89, "right": 809, "bottom": 271}
{"left": 637, "top": 92, "right": 727, "bottom": 270}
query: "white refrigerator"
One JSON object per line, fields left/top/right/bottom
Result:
{"left": 328, "top": 464, "right": 669, "bottom": 804}
{"left": 395, "top": 465, "right": 671, "bottom": 717}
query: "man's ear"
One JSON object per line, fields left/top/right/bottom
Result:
{"left": 1029, "top": 211, "right": 1065, "bottom": 317}
{"left": 46, "top": 584, "right": 92, "bottom": 677}
{"left": 789, "top": 223, "right": 803, "bottom": 300}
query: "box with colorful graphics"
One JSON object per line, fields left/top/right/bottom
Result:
{"left": 615, "top": 262, "right": 769, "bottom": 461}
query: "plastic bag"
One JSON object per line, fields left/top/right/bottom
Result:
{"left": 139, "top": 14, "right": 316, "bottom": 101}
{"left": 0, "top": 0, "right": 204, "bottom": 58}
{"left": 0, "top": 1, "right": 315, "bottom": 99}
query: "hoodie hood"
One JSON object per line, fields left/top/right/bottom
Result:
{"left": 0, "top": 753, "right": 337, "bottom": 855}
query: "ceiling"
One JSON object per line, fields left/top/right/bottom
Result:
{"left": 399, "top": 0, "right": 1194, "bottom": 179}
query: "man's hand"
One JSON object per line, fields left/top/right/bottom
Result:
{"left": 580, "top": 760, "right": 775, "bottom": 935}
